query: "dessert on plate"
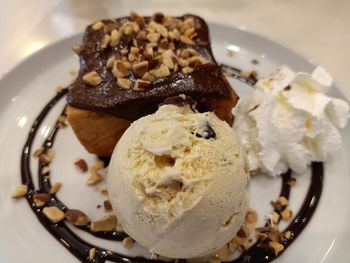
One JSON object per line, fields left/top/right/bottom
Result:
{"left": 67, "top": 13, "right": 238, "bottom": 156}
{"left": 234, "top": 66, "right": 350, "bottom": 176}
{"left": 12, "top": 10, "right": 350, "bottom": 263}
{"left": 105, "top": 65, "right": 350, "bottom": 261}
{"left": 107, "top": 100, "right": 249, "bottom": 258}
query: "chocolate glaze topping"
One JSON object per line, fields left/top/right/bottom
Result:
{"left": 21, "top": 66, "right": 323, "bottom": 262}
{"left": 67, "top": 14, "right": 236, "bottom": 120}
{"left": 159, "top": 94, "right": 197, "bottom": 111}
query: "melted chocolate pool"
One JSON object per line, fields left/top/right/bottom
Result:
{"left": 20, "top": 66, "right": 323, "bottom": 262}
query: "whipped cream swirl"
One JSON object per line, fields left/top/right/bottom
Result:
{"left": 234, "top": 66, "right": 349, "bottom": 176}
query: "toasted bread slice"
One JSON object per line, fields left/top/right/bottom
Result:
{"left": 67, "top": 106, "right": 131, "bottom": 156}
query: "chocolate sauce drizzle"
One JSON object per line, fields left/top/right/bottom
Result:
{"left": 20, "top": 66, "right": 323, "bottom": 262}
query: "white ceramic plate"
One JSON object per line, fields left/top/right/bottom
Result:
{"left": 0, "top": 23, "right": 349, "bottom": 263}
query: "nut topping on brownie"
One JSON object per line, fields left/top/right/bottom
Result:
{"left": 75, "top": 12, "right": 209, "bottom": 92}
{"left": 67, "top": 12, "right": 238, "bottom": 121}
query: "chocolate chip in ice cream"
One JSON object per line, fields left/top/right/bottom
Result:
{"left": 196, "top": 122, "right": 216, "bottom": 139}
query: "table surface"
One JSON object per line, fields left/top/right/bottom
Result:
{"left": 1, "top": 0, "right": 350, "bottom": 93}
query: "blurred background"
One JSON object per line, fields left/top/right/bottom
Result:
{"left": 1, "top": 0, "right": 350, "bottom": 91}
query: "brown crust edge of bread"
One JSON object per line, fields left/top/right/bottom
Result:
{"left": 66, "top": 106, "right": 132, "bottom": 157}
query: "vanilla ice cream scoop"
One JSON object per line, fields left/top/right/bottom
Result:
{"left": 107, "top": 104, "right": 249, "bottom": 259}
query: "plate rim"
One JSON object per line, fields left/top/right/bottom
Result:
{"left": 0, "top": 22, "right": 349, "bottom": 263}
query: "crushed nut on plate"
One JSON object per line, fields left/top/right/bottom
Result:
{"left": 284, "top": 231, "right": 292, "bottom": 239}
{"left": 50, "top": 182, "right": 62, "bottom": 194}
{"left": 65, "top": 209, "right": 90, "bottom": 226}
{"left": 74, "top": 158, "right": 88, "bottom": 173}
{"left": 43, "top": 206, "right": 65, "bottom": 223}
{"left": 268, "top": 241, "right": 284, "bottom": 256}
{"left": 58, "top": 115, "right": 68, "bottom": 128}
{"left": 55, "top": 85, "right": 65, "bottom": 93}
{"left": 93, "top": 160, "right": 105, "bottom": 170}
{"left": 100, "top": 187, "right": 108, "bottom": 196}
{"left": 236, "top": 225, "right": 249, "bottom": 238}
{"left": 33, "top": 193, "right": 50, "bottom": 207}
{"left": 280, "top": 207, "right": 293, "bottom": 221}
{"left": 72, "top": 44, "right": 82, "bottom": 55}
{"left": 223, "top": 208, "right": 258, "bottom": 256}
{"left": 122, "top": 237, "right": 134, "bottom": 249}
{"left": 287, "top": 177, "right": 297, "bottom": 186}
{"left": 90, "top": 214, "right": 117, "bottom": 232}
{"left": 39, "top": 148, "right": 55, "bottom": 164}
{"left": 270, "top": 200, "right": 283, "bottom": 212}
{"left": 271, "top": 211, "right": 280, "bottom": 225}
{"left": 33, "top": 147, "right": 44, "bottom": 157}
{"left": 88, "top": 247, "right": 96, "bottom": 261}
{"left": 41, "top": 166, "right": 50, "bottom": 174}
{"left": 87, "top": 165, "right": 103, "bottom": 185}
{"left": 239, "top": 70, "right": 257, "bottom": 79}
{"left": 256, "top": 232, "right": 268, "bottom": 241}
{"left": 245, "top": 209, "right": 258, "bottom": 224}
{"left": 276, "top": 196, "right": 288, "bottom": 207}
{"left": 11, "top": 184, "right": 28, "bottom": 198}
{"left": 103, "top": 200, "right": 112, "bottom": 211}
